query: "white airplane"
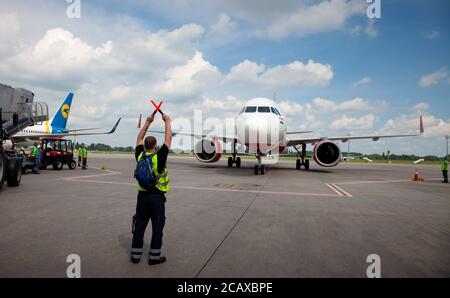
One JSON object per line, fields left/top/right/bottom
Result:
{"left": 151, "top": 97, "right": 424, "bottom": 175}
{"left": 11, "top": 92, "right": 121, "bottom": 145}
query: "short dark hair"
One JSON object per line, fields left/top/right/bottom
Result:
{"left": 144, "top": 136, "right": 157, "bottom": 151}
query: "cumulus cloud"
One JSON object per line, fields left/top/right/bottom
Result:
{"left": 153, "top": 51, "right": 222, "bottom": 97}
{"left": 210, "top": 13, "right": 237, "bottom": 35}
{"left": 419, "top": 69, "right": 449, "bottom": 88}
{"left": 0, "top": 28, "right": 113, "bottom": 89}
{"left": 413, "top": 102, "right": 430, "bottom": 112}
{"left": 313, "top": 97, "right": 370, "bottom": 111}
{"left": 352, "top": 76, "right": 371, "bottom": 88}
{"left": 263, "top": 0, "right": 365, "bottom": 39}
{"left": 225, "top": 59, "right": 333, "bottom": 88}
{"left": 330, "top": 114, "right": 376, "bottom": 130}
{"left": 380, "top": 114, "right": 450, "bottom": 138}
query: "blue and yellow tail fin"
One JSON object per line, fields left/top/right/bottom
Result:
{"left": 50, "top": 93, "right": 73, "bottom": 129}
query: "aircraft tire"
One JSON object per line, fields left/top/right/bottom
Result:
{"left": 260, "top": 165, "right": 265, "bottom": 175}
{"left": 296, "top": 159, "right": 301, "bottom": 170}
{"left": 228, "top": 157, "right": 233, "bottom": 168}
{"left": 304, "top": 159, "right": 310, "bottom": 171}
{"left": 254, "top": 165, "right": 259, "bottom": 175}
{"left": 236, "top": 157, "right": 241, "bottom": 168}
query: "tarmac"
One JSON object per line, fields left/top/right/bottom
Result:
{"left": 0, "top": 154, "right": 449, "bottom": 278}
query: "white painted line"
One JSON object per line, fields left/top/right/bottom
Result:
{"left": 331, "top": 183, "right": 353, "bottom": 198}
{"left": 325, "top": 183, "right": 352, "bottom": 198}
{"left": 61, "top": 167, "right": 121, "bottom": 181}
{"left": 69, "top": 179, "right": 341, "bottom": 198}
{"left": 335, "top": 178, "right": 442, "bottom": 185}
{"left": 326, "top": 183, "right": 343, "bottom": 197}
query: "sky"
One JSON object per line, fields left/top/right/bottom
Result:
{"left": 0, "top": 0, "right": 449, "bottom": 156}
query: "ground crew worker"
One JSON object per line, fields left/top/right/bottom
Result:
{"left": 78, "top": 143, "right": 88, "bottom": 170}
{"left": 131, "top": 112, "right": 172, "bottom": 265}
{"left": 442, "top": 159, "right": 448, "bottom": 183}
{"left": 30, "top": 142, "right": 40, "bottom": 174}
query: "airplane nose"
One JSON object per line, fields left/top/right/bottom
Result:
{"left": 237, "top": 116, "right": 279, "bottom": 152}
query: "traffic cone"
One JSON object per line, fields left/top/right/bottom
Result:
{"left": 412, "top": 169, "right": 424, "bottom": 181}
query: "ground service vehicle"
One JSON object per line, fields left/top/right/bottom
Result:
{"left": 1, "top": 83, "right": 48, "bottom": 189}
{"left": 39, "top": 138, "right": 76, "bottom": 170}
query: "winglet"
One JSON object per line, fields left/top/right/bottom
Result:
{"left": 138, "top": 114, "right": 142, "bottom": 129}
{"left": 109, "top": 118, "right": 121, "bottom": 134}
{"left": 420, "top": 115, "right": 424, "bottom": 135}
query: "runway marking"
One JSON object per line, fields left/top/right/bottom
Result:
{"left": 326, "top": 183, "right": 352, "bottom": 198}
{"left": 61, "top": 167, "right": 121, "bottom": 181}
{"left": 335, "top": 178, "right": 442, "bottom": 185}
{"left": 65, "top": 178, "right": 341, "bottom": 198}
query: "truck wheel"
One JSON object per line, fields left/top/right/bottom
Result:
{"left": 0, "top": 155, "right": 5, "bottom": 190}
{"left": 6, "top": 158, "right": 22, "bottom": 187}
{"left": 68, "top": 160, "right": 76, "bottom": 170}
{"left": 53, "top": 158, "right": 63, "bottom": 170}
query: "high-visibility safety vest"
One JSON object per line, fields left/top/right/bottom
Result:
{"left": 137, "top": 151, "right": 170, "bottom": 193}
{"left": 78, "top": 147, "right": 87, "bottom": 157}
{"left": 442, "top": 160, "right": 449, "bottom": 171}
{"left": 31, "top": 146, "right": 39, "bottom": 157}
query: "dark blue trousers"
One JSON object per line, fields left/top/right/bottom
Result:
{"left": 131, "top": 191, "right": 166, "bottom": 261}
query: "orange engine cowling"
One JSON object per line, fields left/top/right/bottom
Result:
{"left": 194, "top": 139, "right": 222, "bottom": 163}
{"left": 313, "top": 141, "right": 341, "bottom": 167}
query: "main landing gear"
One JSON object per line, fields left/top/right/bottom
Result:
{"left": 294, "top": 144, "right": 310, "bottom": 171}
{"left": 228, "top": 140, "right": 241, "bottom": 168}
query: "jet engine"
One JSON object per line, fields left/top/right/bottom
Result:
{"left": 313, "top": 141, "right": 341, "bottom": 167}
{"left": 194, "top": 139, "right": 222, "bottom": 163}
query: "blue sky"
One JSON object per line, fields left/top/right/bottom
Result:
{"left": 0, "top": 0, "right": 449, "bottom": 155}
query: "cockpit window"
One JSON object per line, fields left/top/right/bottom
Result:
{"left": 274, "top": 108, "right": 281, "bottom": 116}
{"left": 239, "top": 107, "right": 245, "bottom": 114}
{"left": 245, "top": 106, "right": 257, "bottom": 113}
{"left": 270, "top": 107, "right": 278, "bottom": 115}
{"left": 258, "top": 106, "right": 270, "bottom": 113}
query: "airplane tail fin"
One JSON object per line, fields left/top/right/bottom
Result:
{"left": 50, "top": 93, "right": 74, "bottom": 129}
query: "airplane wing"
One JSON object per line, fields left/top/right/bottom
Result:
{"left": 287, "top": 116, "right": 424, "bottom": 147}
{"left": 65, "top": 128, "right": 101, "bottom": 132}
{"left": 12, "top": 118, "right": 121, "bottom": 141}
{"left": 55, "top": 118, "right": 121, "bottom": 137}
{"left": 148, "top": 130, "right": 238, "bottom": 143}
{"left": 286, "top": 131, "right": 313, "bottom": 134}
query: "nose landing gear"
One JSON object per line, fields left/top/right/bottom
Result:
{"left": 254, "top": 164, "right": 265, "bottom": 175}
{"left": 227, "top": 140, "right": 241, "bottom": 168}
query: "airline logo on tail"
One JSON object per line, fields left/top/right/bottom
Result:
{"left": 61, "top": 104, "right": 70, "bottom": 119}
{"left": 51, "top": 93, "right": 73, "bottom": 129}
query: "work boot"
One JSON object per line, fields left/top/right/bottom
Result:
{"left": 148, "top": 256, "right": 166, "bottom": 265}
{"left": 130, "top": 256, "right": 141, "bottom": 264}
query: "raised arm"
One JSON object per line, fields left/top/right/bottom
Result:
{"left": 162, "top": 113, "right": 172, "bottom": 149}
{"left": 136, "top": 115, "right": 154, "bottom": 146}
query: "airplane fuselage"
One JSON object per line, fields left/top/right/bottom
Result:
{"left": 235, "top": 98, "right": 287, "bottom": 155}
